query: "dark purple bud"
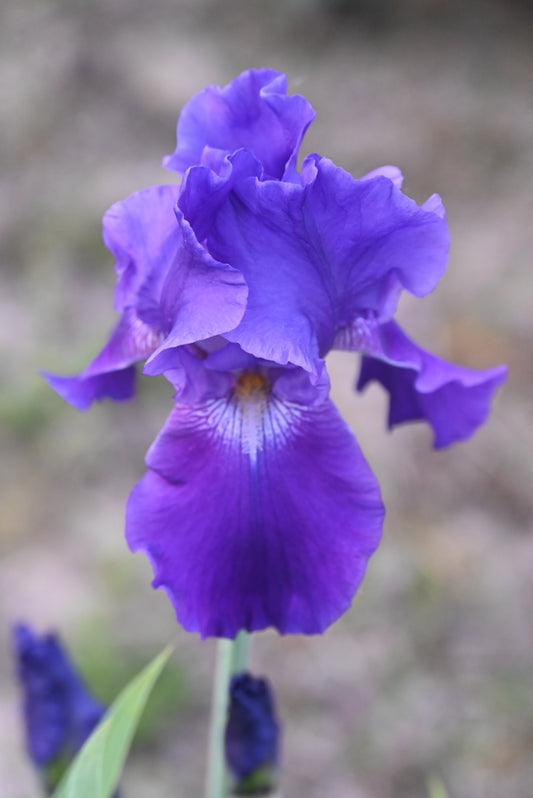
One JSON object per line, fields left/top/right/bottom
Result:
{"left": 12, "top": 623, "right": 106, "bottom": 791}
{"left": 225, "top": 673, "right": 280, "bottom": 794}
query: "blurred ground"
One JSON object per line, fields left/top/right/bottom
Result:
{"left": 1, "top": 1, "right": 532, "bottom": 796}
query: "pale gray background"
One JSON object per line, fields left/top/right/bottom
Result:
{"left": 1, "top": 1, "right": 532, "bottom": 796}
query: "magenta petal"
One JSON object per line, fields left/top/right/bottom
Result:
{"left": 126, "top": 394, "right": 384, "bottom": 637}
{"left": 163, "top": 68, "right": 315, "bottom": 179}
{"left": 356, "top": 320, "right": 507, "bottom": 447}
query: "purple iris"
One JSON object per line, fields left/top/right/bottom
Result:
{"left": 45, "top": 69, "right": 507, "bottom": 638}
{"left": 42, "top": 69, "right": 311, "bottom": 409}
{"left": 12, "top": 623, "right": 106, "bottom": 788}
{"left": 225, "top": 673, "right": 280, "bottom": 793}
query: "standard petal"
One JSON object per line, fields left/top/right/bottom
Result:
{"left": 126, "top": 390, "right": 384, "bottom": 638}
{"left": 356, "top": 320, "right": 508, "bottom": 448}
{"left": 360, "top": 164, "right": 404, "bottom": 188}
{"left": 163, "top": 68, "right": 315, "bottom": 179}
{"left": 42, "top": 309, "right": 163, "bottom": 410}
{"left": 179, "top": 153, "right": 449, "bottom": 373}
{"left": 299, "top": 155, "right": 450, "bottom": 309}
{"left": 103, "top": 184, "right": 181, "bottom": 313}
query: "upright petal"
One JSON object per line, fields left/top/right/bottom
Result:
{"left": 356, "top": 320, "right": 507, "bottom": 448}
{"left": 179, "top": 153, "right": 449, "bottom": 373}
{"left": 163, "top": 69, "right": 315, "bottom": 179}
{"left": 126, "top": 378, "right": 384, "bottom": 638}
{"left": 299, "top": 155, "right": 450, "bottom": 310}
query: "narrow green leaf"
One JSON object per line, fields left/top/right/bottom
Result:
{"left": 52, "top": 646, "right": 173, "bottom": 798}
{"left": 427, "top": 775, "right": 450, "bottom": 798}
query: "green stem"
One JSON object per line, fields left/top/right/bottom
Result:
{"left": 230, "top": 629, "right": 250, "bottom": 675}
{"left": 205, "top": 632, "right": 250, "bottom": 798}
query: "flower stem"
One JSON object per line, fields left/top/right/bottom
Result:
{"left": 205, "top": 632, "right": 250, "bottom": 798}
{"left": 230, "top": 629, "right": 250, "bottom": 675}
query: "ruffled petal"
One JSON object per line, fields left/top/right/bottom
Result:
{"left": 299, "top": 155, "right": 450, "bottom": 311}
{"left": 179, "top": 152, "right": 449, "bottom": 373}
{"left": 356, "top": 320, "right": 508, "bottom": 448}
{"left": 126, "top": 386, "right": 384, "bottom": 638}
{"left": 42, "top": 309, "right": 163, "bottom": 410}
{"left": 360, "top": 164, "right": 404, "bottom": 188}
{"left": 163, "top": 68, "right": 315, "bottom": 179}
{"left": 143, "top": 213, "right": 248, "bottom": 375}
{"left": 103, "top": 184, "right": 181, "bottom": 313}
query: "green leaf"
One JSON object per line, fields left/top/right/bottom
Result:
{"left": 52, "top": 646, "right": 173, "bottom": 798}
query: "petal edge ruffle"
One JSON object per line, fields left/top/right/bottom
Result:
{"left": 126, "top": 392, "right": 384, "bottom": 637}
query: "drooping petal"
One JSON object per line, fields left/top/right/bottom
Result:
{"left": 103, "top": 184, "right": 182, "bottom": 313}
{"left": 126, "top": 380, "right": 384, "bottom": 638}
{"left": 46, "top": 203, "right": 249, "bottom": 408}
{"left": 42, "top": 309, "right": 163, "bottom": 410}
{"left": 356, "top": 320, "right": 507, "bottom": 448}
{"left": 163, "top": 69, "right": 315, "bottom": 179}
{"left": 43, "top": 367, "right": 135, "bottom": 411}
{"left": 178, "top": 152, "right": 449, "bottom": 374}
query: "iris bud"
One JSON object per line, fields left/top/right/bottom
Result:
{"left": 12, "top": 622, "right": 107, "bottom": 794}
{"left": 225, "top": 673, "right": 280, "bottom": 795}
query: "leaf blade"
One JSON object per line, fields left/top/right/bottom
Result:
{"left": 52, "top": 645, "right": 173, "bottom": 798}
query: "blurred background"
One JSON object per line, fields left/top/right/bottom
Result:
{"left": 1, "top": 0, "right": 532, "bottom": 796}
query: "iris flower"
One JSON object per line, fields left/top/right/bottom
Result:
{"left": 45, "top": 69, "right": 506, "bottom": 638}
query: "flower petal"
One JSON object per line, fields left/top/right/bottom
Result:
{"left": 103, "top": 184, "right": 182, "bottom": 313}
{"left": 143, "top": 213, "right": 248, "bottom": 375}
{"left": 356, "top": 320, "right": 508, "bottom": 448}
{"left": 163, "top": 69, "right": 315, "bottom": 179}
{"left": 360, "top": 164, "right": 404, "bottom": 188}
{"left": 299, "top": 155, "right": 450, "bottom": 308}
{"left": 126, "top": 390, "right": 384, "bottom": 637}
{"left": 43, "top": 367, "right": 135, "bottom": 411}
{"left": 179, "top": 153, "right": 449, "bottom": 373}
{"left": 42, "top": 309, "right": 162, "bottom": 410}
